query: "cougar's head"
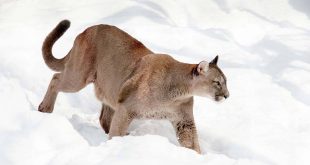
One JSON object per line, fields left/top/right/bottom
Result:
{"left": 192, "top": 56, "right": 229, "bottom": 102}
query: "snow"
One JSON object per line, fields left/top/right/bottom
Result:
{"left": 282, "top": 67, "right": 310, "bottom": 95}
{"left": 1, "top": 0, "right": 310, "bottom": 165}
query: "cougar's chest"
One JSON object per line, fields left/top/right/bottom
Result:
{"left": 134, "top": 104, "right": 179, "bottom": 120}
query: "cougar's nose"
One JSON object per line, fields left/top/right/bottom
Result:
{"left": 224, "top": 92, "right": 230, "bottom": 99}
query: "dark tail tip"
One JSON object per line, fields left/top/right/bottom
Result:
{"left": 59, "top": 19, "right": 71, "bottom": 29}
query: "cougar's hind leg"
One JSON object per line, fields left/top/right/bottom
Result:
{"left": 99, "top": 104, "right": 115, "bottom": 134}
{"left": 38, "top": 64, "right": 93, "bottom": 113}
{"left": 39, "top": 34, "right": 97, "bottom": 113}
{"left": 38, "top": 73, "right": 62, "bottom": 113}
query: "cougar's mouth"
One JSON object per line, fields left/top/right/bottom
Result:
{"left": 215, "top": 95, "right": 224, "bottom": 102}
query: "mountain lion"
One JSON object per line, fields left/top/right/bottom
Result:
{"left": 39, "top": 20, "right": 229, "bottom": 154}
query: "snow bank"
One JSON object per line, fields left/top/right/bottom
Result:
{"left": 1, "top": 0, "right": 310, "bottom": 165}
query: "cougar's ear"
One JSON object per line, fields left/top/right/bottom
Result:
{"left": 196, "top": 61, "right": 209, "bottom": 74}
{"left": 210, "top": 55, "right": 219, "bottom": 65}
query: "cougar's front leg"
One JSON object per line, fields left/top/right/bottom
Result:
{"left": 108, "top": 107, "right": 134, "bottom": 139}
{"left": 172, "top": 119, "right": 201, "bottom": 154}
{"left": 171, "top": 97, "right": 201, "bottom": 153}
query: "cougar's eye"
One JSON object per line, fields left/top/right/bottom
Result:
{"left": 213, "top": 80, "right": 220, "bottom": 86}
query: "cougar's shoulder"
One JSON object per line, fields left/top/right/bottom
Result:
{"left": 117, "top": 54, "right": 193, "bottom": 105}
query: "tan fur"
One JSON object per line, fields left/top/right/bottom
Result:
{"left": 39, "top": 20, "right": 229, "bottom": 154}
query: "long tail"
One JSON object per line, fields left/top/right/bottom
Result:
{"left": 42, "top": 20, "right": 70, "bottom": 72}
